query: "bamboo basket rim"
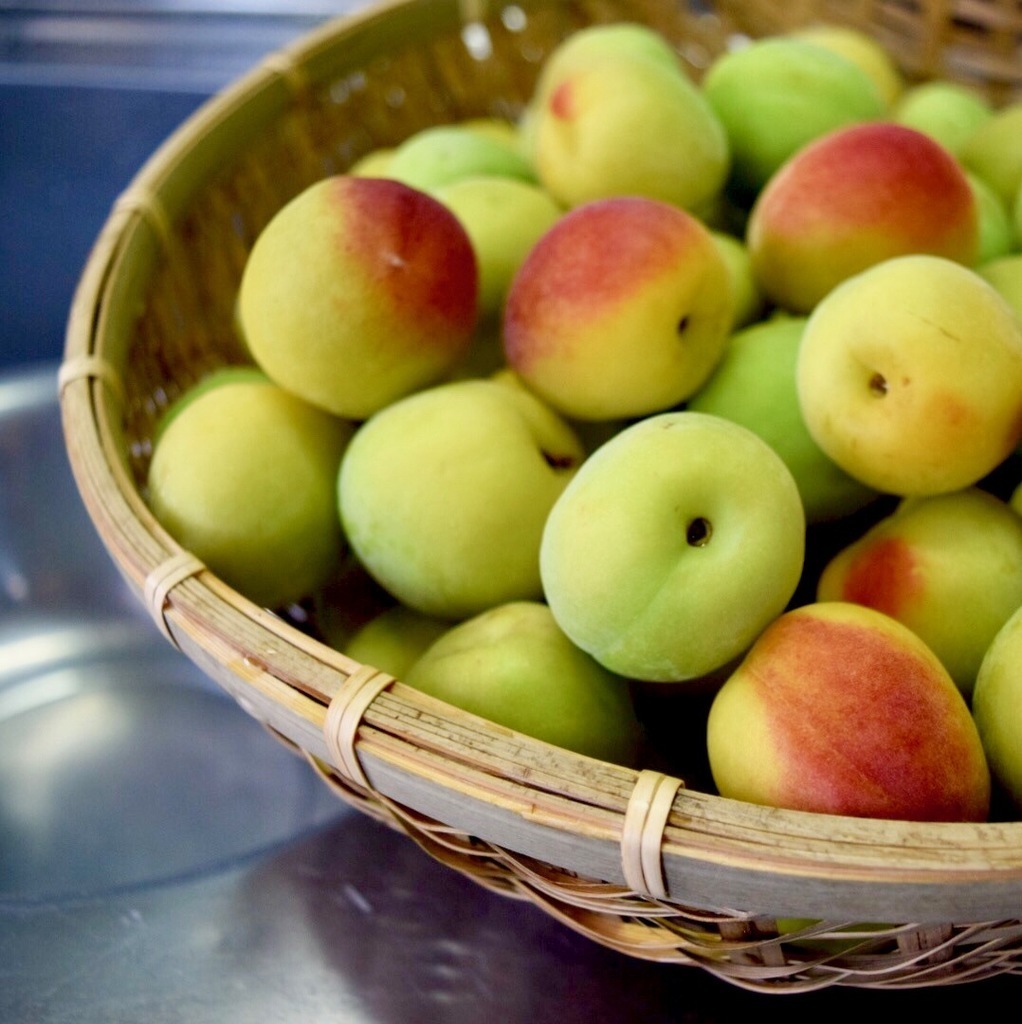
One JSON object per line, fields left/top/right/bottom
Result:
{"left": 58, "top": 0, "right": 1022, "bottom": 982}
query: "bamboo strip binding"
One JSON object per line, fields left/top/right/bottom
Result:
{"left": 621, "top": 770, "right": 685, "bottom": 900}
{"left": 323, "top": 665, "right": 397, "bottom": 789}
{"left": 143, "top": 551, "right": 206, "bottom": 645}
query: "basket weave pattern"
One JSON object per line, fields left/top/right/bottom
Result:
{"left": 61, "top": 0, "right": 1022, "bottom": 992}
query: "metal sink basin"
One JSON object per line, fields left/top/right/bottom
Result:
{"left": 0, "top": 364, "right": 343, "bottom": 904}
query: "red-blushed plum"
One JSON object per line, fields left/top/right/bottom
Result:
{"left": 238, "top": 175, "right": 478, "bottom": 420}
{"left": 539, "top": 411, "right": 805, "bottom": 683}
{"left": 147, "top": 375, "right": 353, "bottom": 610}
{"left": 528, "top": 21, "right": 684, "bottom": 103}
{"left": 503, "top": 197, "right": 734, "bottom": 421}
{"left": 707, "top": 602, "right": 991, "bottom": 823}
{"left": 796, "top": 254, "right": 1022, "bottom": 496}
{"left": 404, "top": 601, "right": 644, "bottom": 765}
{"left": 338, "top": 379, "right": 584, "bottom": 621}
{"left": 525, "top": 37, "right": 729, "bottom": 213}
{"left": 816, "top": 488, "right": 1022, "bottom": 696}
{"left": 746, "top": 122, "right": 979, "bottom": 313}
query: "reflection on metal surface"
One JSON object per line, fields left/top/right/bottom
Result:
{"left": 0, "top": 364, "right": 343, "bottom": 904}
{"left": 0, "top": 619, "right": 344, "bottom": 902}
{"left": 0, "top": 2, "right": 368, "bottom": 91}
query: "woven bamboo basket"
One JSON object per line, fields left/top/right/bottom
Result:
{"left": 60, "top": 0, "right": 1022, "bottom": 994}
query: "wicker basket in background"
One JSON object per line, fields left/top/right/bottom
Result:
{"left": 60, "top": 0, "right": 1022, "bottom": 993}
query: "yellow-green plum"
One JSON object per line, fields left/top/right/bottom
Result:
{"left": 817, "top": 488, "right": 1022, "bottom": 695}
{"left": 797, "top": 255, "right": 1022, "bottom": 496}
{"left": 503, "top": 196, "right": 734, "bottom": 421}
{"left": 790, "top": 24, "right": 904, "bottom": 109}
{"left": 746, "top": 122, "right": 979, "bottom": 313}
{"left": 459, "top": 116, "right": 522, "bottom": 149}
{"left": 960, "top": 101, "right": 1022, "bottom": 209}
{"left": 528, "top": 51, "right": 729, "bottom": 212}
{"left": 891, "top": 80, "right": 993, "bottom": 157}
{"left": 540, "top": 411, "right": 805, "bottom": 683}
{"left": 710, "top": 231, "right": 765, "bottom": 329}
{"left": 972, "top": 605, "right": 1022, "bottom": 810}
{"left": 404, "top": 601, "right": 644, "bottom": 765}
{"left": 335, "top": 603, "right": 451, "bottom": 680}
{"left": 968, "top": 171, "right": 1015, "bottom": 265}
{"left": 153, "top": 364, "right": 270, "bottom": 446}
{"left": 532, "top": 22, "right": 683, "bottom": 93}
{"left": 431, "top": 175, "right": 562, "bottom": 322}
{"left": 488, "top": 366, "right": 629, "bottom": 457}
{"left": 707, "top": 601, "right": 991, "bottom": 822}
{"left": 338, "top": 378, "right": 584, "bottom": 620}
{"left": 702, "top": 37, "right": 885, "bottom": 200}
{"left": 147, "top": 376, "right": 353, "bottom": 609}
{"left": 520, "top": 21, "right": 684, "bottom": 151}
{"left": 385, "top": 124, "right": 536, "bottom": 191}
{"left": 348, "top": 147, "right": 395, "bottom": 177}
{"left": 977, "top": 253, "right": 1022, "bottom": 322}
{"left": 686, "top": 316, "right": 877, "bottom": 524}
{"left": 238, "top": 175, "right": 478, "bottom": 421}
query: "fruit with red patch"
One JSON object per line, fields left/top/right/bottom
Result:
{"left": 746, "top": 122, "right": 979, "bottom": 313}
{"left": 817, "top": 489, "right": 1022, "bottom": 695}
{"left": 796, "top": 254, "right": 1022, "bottom": 496}
{"left": 523, "top": 25, "right": 728, "bottom": 212}
{"left": 338, "top": 378, "right": 585, "bottom": 621}
{"left": 503, "top": 196, "right": 734, "bottom": 421}
{"left": 706, "top": 601, "right": 991, "bottom": 822}
{"left": 238, "top": 175, "right": 478, "bottom": 420}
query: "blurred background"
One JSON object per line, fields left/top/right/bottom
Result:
{"left": 1, "top": 1, "right": 366, "bottom": 371}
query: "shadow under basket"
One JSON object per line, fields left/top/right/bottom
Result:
{"left": 60, "top": 0, "right": 1022, "bottom": 994}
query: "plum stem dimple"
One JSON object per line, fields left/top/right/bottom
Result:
{"left": 542, "top": 449, "right": 576, "bottom": 470}
{"left": 686, "top": 517, "right": 712, "bottom": 547}
{"left": 869, "top": 372, "right": 888, "bottom": 397}
{"left": 678, "top": 315, "right": 690, "bottom": 335}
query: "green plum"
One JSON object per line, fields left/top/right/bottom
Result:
{"left": 540, "top": 411, "right": 806, "bottom": 682}
{"left": 432, "top": 175, "right": 562, "bottom": 321}
{"left": 891, "top": 80, "right": 993, "bottom": 156}
{"left": 702, "top": 37, "right": 885, "bottom": 200}
{"left": 147, "top": 376, "right": 353, "bottom": 609}
{"left": 386, "top": 124, "right": 537, "bottom": 191}
{"left": 338, "top": 378, "right": 584, "bottom": 620}
{"left": 687, "top": 315, "right": 878, "bottom": 523}
{"left": 405, "top": 600, "right": 644, "bottom": 765}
